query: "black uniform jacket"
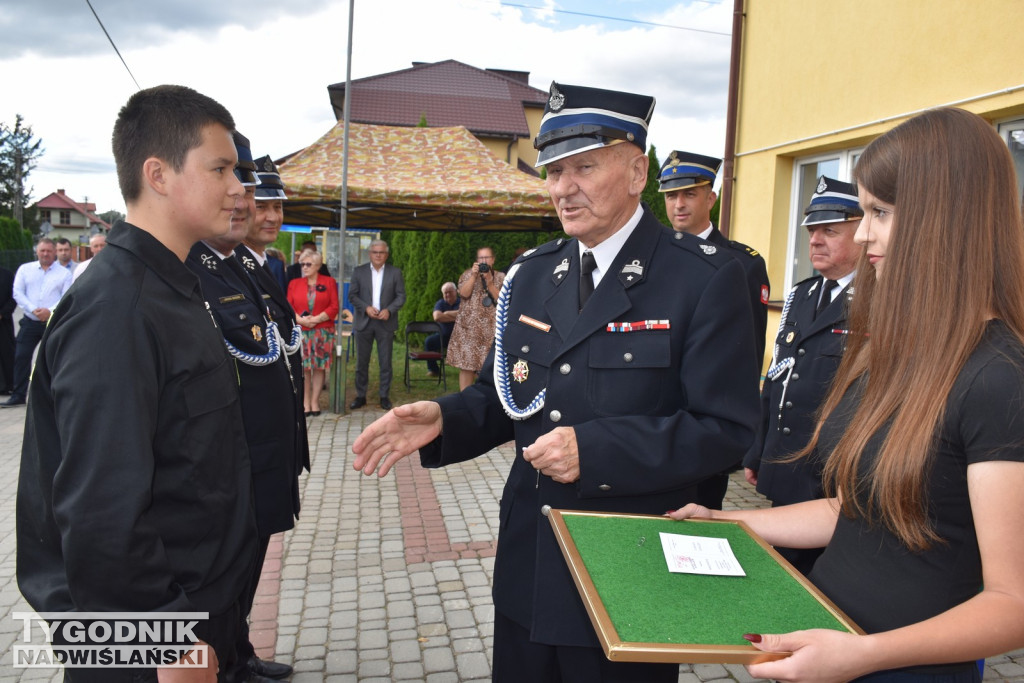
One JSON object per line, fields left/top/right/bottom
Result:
{"left": 16, "top": 221, "right": 258, "bottom": 620}
{"left": 705, "top": 226, "right": 769, "bottom": 365}
{"left": 187, "top": 242, "right": 307, "bottom": 537}
{"left": 743, "top": 275, "right": 851, "bottom": 505}
{"left": 420, "top": 207, "right": 760, "bottom": 647}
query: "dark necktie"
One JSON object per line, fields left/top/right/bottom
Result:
{"left": 815, "top": 279, "right": 838, "bottom": 319}
{"left": 579, "top": 251, "right": 596, "bottom": 311}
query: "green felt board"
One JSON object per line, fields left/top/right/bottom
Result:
{"left": 562, "top": 514, "right": 849, "bottom": 646}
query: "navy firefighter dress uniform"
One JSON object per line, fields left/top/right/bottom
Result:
{"left": 419, "top": 206, "right": 760, "bottom": 648}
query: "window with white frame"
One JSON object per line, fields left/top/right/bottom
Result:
{"left": 786, "top": 149, "right": 862, "bottom": 291}
{"left": 997, "top": 117, "right": 1024, "bottom": 202}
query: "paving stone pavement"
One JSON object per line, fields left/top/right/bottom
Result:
{"left": 0, "top": 401, "right": 1022, "bottom": 681}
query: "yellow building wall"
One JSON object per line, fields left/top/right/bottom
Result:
{"left": 732, "top": 0, "right": 1024, "bottom": 371}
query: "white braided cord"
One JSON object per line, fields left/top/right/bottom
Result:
{"left": 493, "top": 263, "right": 547, "bottom": 420}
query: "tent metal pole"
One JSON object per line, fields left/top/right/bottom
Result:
{"left": 331, "top": 0, "right": 355, "bottom": 414}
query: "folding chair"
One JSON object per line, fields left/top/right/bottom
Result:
{"left": 404, "top": 321, "right": 446, "bottom": 390}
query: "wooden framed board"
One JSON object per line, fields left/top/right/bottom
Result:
{"left": 547, "top": 509, "right": 862, "bottom": 664}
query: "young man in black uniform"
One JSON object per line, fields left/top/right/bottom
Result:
{"left": 351, "top": 82, "right": 760, "bottom": 683}
{"left": 743, "top": 175, "right": 862, "bottom": 574}
{"left": 185, "top": 132, "right": 308, "bottom": 682}
{"left": 659, "top": 150, "right": 770, "bottom": 509}
{"left": 16, "top": 84, "right": 257, "bottom": 681}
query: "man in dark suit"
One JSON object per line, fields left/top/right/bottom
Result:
{"left": 187, "top": 133, "right": 308, "bottom": 682}
{"left": 0, "top": 266, "right": 15, "bottom": 393}
{"left": 659, "top": 150, "right": 770, "bottom": 510}
{"left": 743, "top": 176, "right": 862, "bottom": 575}
{"left": 351, "top": 82, "right": 759, "bottom": 682}
{"left": 348, "top": 239, "right": 405, "bottom": 410}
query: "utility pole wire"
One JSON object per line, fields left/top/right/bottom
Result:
{"left": 85, "top": 0, "right": 141, "bottom": 90}
{"left": 500, "top": 2, "right": 731, "bottom": 37}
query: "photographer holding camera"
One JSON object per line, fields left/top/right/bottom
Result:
{"left": 447, "top": 246, "right": 505, "bottom": 390}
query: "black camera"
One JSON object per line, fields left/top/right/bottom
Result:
{"left": 478, "top": 263, "right": 490, "bottom": 273}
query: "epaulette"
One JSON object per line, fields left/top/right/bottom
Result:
{"left": 666, "top": 230, "right": 733, "bottom": 267}
{"left": 728, "top": 240, "right": 761, "bottom": 259}
{"left": 512, "top": 236, "right": 571, "bottom": 266}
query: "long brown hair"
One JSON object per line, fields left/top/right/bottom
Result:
{"left": 805, "top": 108, "right": 1024, "bottom": 551}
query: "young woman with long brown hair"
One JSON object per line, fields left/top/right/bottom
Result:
{"left": 670, "top": 107, "right": 1024, "bottom": 682}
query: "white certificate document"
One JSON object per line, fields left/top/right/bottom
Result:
{"left": 659, "top": 532, "right": 746, "bottom": 577}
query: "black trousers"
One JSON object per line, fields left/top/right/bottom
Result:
{"left": 12, "top": 317, "right": 45, "bottom": 400}
{"left": 492, "top": 610, "right": 678, "bottom": 683}
{"left": 0, "top": 316, "right": 14, "bottom": 391}
{"left": 229, "top": 534, "right": 271, "bottom": 681}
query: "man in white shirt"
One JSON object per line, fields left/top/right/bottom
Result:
{"left": 4, "top": 238, "right": 72, "bottom": 406}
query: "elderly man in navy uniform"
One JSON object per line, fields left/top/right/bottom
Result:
{"left": 186, "top": 133, "right": 309, "bottom": 682}
{"left": 351, "top": 82, "right": 759, "bottom": 682}
{"left": 659, "top": 150, "right": 770, "bottom": 510}
{"left": 743, "top": 176, "right": 862, "bottom": 575}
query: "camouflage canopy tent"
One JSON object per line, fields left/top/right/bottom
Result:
{"left": 279, "top": 123, "right": 558, "bottom": 232}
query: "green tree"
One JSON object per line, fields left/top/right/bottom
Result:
{"left": 0, "top": 215, "right": 32, "bottom": 250}
{"left": 642, "top": 144, "right": 669, "bottom": 227}
{"left": 98, "top": 209, "right": 125, "bottom": 226}
{"left": 0, "top": 115, "right": 44, "bottom": 227}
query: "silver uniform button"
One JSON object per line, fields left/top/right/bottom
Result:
{"left": 623, "top": 352, "right": 634, "bottom": 363}
{"left": 521, "top": 345, "right": 530, "bottom": 354}
{"left": 599, "top": 484, "right": 611, "bottom": 491}
{"left": 541, "top": 505, "right": 552, "bottom": 517}
{"left": 559, "top": 363, "right": 571, "bottom": 375}
{"left": 797, "top": 348, "right": 806, "bottom": 356}
{"left": 549, "top": 410, "right": 562, "bottom": 422}
{"left": 791, "top": 373, "right": 799, "bottom": 380}
{"left": 785, "top": 401, "right": 793, "bottom": 408}
{"left": 783, "top": 427, "right": 791, "bottom": 435}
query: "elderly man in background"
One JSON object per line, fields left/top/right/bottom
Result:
{"left": 71, "top": 232, "right": 107, "bottom": 282}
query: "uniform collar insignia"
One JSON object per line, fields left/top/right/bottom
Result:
{"left": 551, "top": 258, "right": 570, "bottom": 284}
{"left": 241, "top": 254, "right": 257, "bottom": 271}
{"left": 699, "top": 244, "right": 717, "bottom": 255}
{"left": 618, "top": 258, "right": 646, "bottom": 288}
{"left": 200, "top": 253, "right": 217, "bottom": 271}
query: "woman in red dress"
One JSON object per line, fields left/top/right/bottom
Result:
{"left": 287, "top": 250, "right": 339, "bottom": 416}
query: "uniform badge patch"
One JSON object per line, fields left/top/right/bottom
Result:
{"left": 553, "top": 258, "right": 569, "bottom": 280}
{"left": 512, "top": 360, "right": 529, "bottom": 383}
{"left": 760, "top": 284, "right": 770, "bottom": 304}
{"left": 251, "top": 325, "right": 263, "bottom": 342}
{"left": 785, "top": 331, "right": 795, "bottom": 343}
{"left": 700, "top": 244, "right": 717, "bottom": 255}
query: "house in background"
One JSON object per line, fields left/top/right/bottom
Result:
{"left": 726, "top": 0, "right": 1024, "bottom": 359}
{"left": 327, "top": 59, "right": 549, "bottom": 174}
{"left": 32, "top": 189, "right": 111, "bottom": 258}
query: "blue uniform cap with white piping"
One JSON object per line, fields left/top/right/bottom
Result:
{"left": 658, "top": 150, "right": 721, "bottom": 192}
{"left": 533, "top": 82, "right": 655, "bottom": 167}
{"left": 233, "top": 131, "right": 258, "bottom": 186}
{"left": 253, "top": 155, "right": 288, "bottom": 201}
{"left": 802, "top": 176, "right": 862, "bottom": 226}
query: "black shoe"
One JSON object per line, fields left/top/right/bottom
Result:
{"left": 1, "top": 396, "right": 25, "bottom": 407}
{"left": 248, "top": 656, "right": 293, "bottom": 680}
{"left": 380, "top": 397, "right": 393, "bottom": 410}
{"left": 312, "top": 410, "right": 321, "bottom": 416}
{"left": 349, "top": 396, "right": 366, "bottom": 410}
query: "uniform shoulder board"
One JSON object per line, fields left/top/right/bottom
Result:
{"left": 728, "top": 240, "right": 761, "bottom": 258}
{"left": 666, "top": 230, "right": 731, "bottom": 265}
{"left": 514, "top": 236, "right": 569, "bottom": 264}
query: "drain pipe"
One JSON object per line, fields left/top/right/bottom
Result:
{"left": 718, "top": 0, "right": 744, "bottom": 238}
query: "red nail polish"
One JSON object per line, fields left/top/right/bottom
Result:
{"left": 743, "top": 633, "right": 762, "bottom": 643}
{"left": 665, "top": 510, "right": 675, "bottom": 515}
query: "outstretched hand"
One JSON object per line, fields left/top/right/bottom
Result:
{"left": 352, "top": 401, "right": 442, "bottom": 478}
{"left": 665, "top": 503, "right": 716, "bottom": 520}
